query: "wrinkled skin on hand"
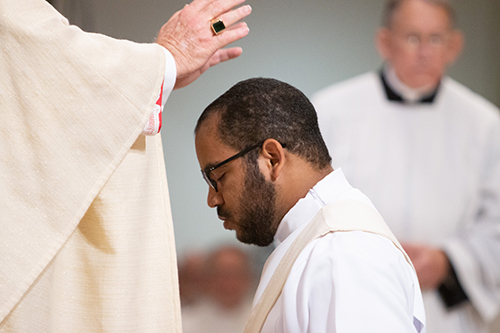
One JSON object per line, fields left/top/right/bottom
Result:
{"left": 156, "top": 0, "right": 251, "bottom": 89}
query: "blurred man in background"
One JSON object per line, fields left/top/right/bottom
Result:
{"left": 313, "top": 1, "right": 500, "bottom": 332}
{"left": 178, "top": 251, "right": 208, "bottom": 308}
{"left": 181, "top": 245, "right": 256, "bottom": 333}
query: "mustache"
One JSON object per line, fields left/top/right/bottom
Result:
{"left": 216, "top": 206, "right": 231, "bottom": 219}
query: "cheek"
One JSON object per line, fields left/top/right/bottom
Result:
{"left": 437, "top": 53, "right": 453, "bottom": 70}
{"left": 387, "top": 46, "right": 416, "bottom": 71}
{"left": 220, "top": 184, "right": 244, "bottom": 214}
{"left": 390, "top": 52, "right": 417, "bottom": 76}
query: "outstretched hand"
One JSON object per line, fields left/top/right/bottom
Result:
{"left": 156, "top": 0, "right": 251, "bottom": 89}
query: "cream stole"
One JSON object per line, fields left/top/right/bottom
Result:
{"left": 244, "top": 200, "right": 413, "bottom": 333}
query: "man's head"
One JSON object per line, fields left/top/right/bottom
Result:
{"left": 376, "top": 0, "right": 463, "bottom": 90}
{"left": 204, "top": 245, "right": 255, "bottom": 309}
{"left": 195, "top": 78, "right": 332, "bottom": 246}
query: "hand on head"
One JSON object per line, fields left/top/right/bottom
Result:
{"left": 156, "top": 0, "right": 251, "bottom": 89}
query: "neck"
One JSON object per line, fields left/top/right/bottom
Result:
{"left": 277, "top": 163, "right": 333, "bottom": 221}
{"left": 384, "top": 65, "right": 438, "bottom": 103}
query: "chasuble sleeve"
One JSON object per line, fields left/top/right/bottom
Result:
{"left": 0, "top": 0, "right": 177, "bottom": 326}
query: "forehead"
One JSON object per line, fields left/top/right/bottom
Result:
{"left": 391, "top": 0, "right": 452, "bottom": 33}
{"left": 195, "top": 114, "right": 235, "bottom": 169}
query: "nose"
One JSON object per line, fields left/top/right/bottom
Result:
{"left": 418, "top": 41, "right": 434, "bottom": 59}
{"left": 207, "top": 187, "right": 224, "bottom": 208}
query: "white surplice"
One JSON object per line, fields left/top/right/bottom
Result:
{"left": 312, "top": 72, "right": 500, "bottom": 333}
{"left": 254, "top": 170, "right": 425, "bottom": 332}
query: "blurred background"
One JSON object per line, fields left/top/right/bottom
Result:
{"left": 50, "top": 0, "right": 500, "bottom": 257}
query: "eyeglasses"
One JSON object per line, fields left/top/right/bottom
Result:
{"left": 201, "top": 141, "right": 286, "bottom": 192}
{"left": 395, "top": 32, "right": 450, "bottom": 49}
{"left": 201, "top": 141, "right": 264, "bottom": 192}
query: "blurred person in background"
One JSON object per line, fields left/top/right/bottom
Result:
{"left": 178, "top": 251, "right": 208, "bottom": 308}
{"left": 313, "top": 1, "right": 500, "bottom": 332}
{"left": 182, "top": 245, "right": 256, "bottom": 333}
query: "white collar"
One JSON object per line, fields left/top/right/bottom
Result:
{"left": 384, "top": 64, "right": 437, "bottom": 103}
{"left": 273, "top": 168, "right": 353, "bottom": 246}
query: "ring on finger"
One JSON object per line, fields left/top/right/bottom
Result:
{"left": 210, "top": 18, "right": 226, "bottom": 35}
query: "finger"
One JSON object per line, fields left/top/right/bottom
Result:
{"left": 186, "top": 0, "right": 212, "bottom": 12}
{"left": 201, "top": 0, "right": 247, "bottom": 18}
{"left": 188, "top": 0, "right": 244, "bottom": 17}
{"left": 218, "top": 47, "right": 243, "bottom": 61}
{"left": 214, "top": 4, "right": 251, "bottom": 29}
{"left": 213, "top": 22, "right": 249, "bottom": 48}
{"left": 208, "top": 47, "right": 243, "bottom": 67}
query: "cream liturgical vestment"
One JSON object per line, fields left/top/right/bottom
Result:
{"left": 0, "top": 1, "right": 181, "bottom": 331}
{"left": 313, "top": 72, "right": 500, "bottom": 333}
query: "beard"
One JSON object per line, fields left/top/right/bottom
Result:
{"left": 234, "top": 158, "right": 277, "bottom": 246}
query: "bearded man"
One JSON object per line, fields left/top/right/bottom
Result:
{"left": 194, "top": 77, "right": 426, "bottom": 332}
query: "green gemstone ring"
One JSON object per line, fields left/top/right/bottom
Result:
{"left": 211, "top": 19, "right": 226, "bottom": 35}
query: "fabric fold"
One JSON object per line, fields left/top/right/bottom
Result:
{"left": 1, "top": 1, "right": 180, "bottom": 330}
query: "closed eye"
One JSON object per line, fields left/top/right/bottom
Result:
{"left": 214, "top": 172, "right": 226, "bottom": 184}
{"left": 211, "top": 164, "right": 229, "bottom": 184}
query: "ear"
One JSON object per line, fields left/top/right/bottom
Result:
{"left": 260, "top": 139, "right": 286, "bottom": 182}
{"left": 446, "top": 30, "right": 464, "bottom": 65}
{"left": 376, "top": 28, "right": 392, "bottom": 60}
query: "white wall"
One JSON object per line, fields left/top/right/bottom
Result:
{"left": 58, "top": 0, "right": 500, "bottom": 255}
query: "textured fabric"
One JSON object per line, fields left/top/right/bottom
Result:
{"left": 252, "top": 170, "right": 425, "bottom": 333}
{"left": 0, "top": 0, "right": 181, "bottom": 331}
{"left": 245, "top": 199, "right": 418, "bottom": 333}
{"left": 312, "top": 72, "right": 500, "bottom": 333}
{"left": 142, "top": 81, "right": 164, "bottom": 135}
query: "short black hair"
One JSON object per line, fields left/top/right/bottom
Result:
{"left": 382, "top": 0, "right": 456, "bottom": 28}
{"left": 195, "top": 78, "right": 331, "bottom": 170}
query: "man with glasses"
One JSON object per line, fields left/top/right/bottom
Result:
{"left": 312, "top": 1, "right": 500, "bottom": 332}
{"left": 194, "top": 78, "right": 425, "bottom": 332}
